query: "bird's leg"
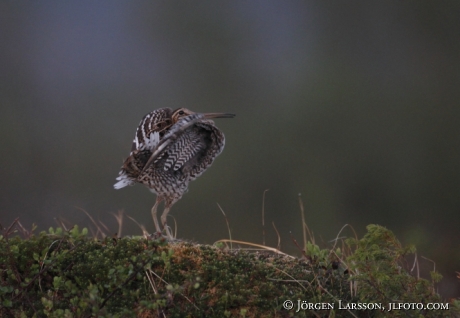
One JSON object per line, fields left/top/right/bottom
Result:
{"left": 161, "top": 199, "right": 177, "bottom": 240}
{"left": 151, "top": 196, "right": 163, "bottom": 235}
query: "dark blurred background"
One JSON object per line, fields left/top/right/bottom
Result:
{"left": 1, "top": 1, "right": 459, "bottom": 298}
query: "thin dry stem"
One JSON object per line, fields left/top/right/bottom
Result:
{"left": 146, "top": 268, "right": 199, "bottom": 311}
{"left": 421, "top": 256, "right": 438, "bottom": 293}
{"left": 75, "top": 206, "right": 106, "bottom": 239}
{"left": 168, "top": 215, "right": 177, "bottom": 239}
{"left": 410, "top": 252, "right": 420, "bottom": 279}
{"left": 54, "top": 217, "right": 69, "bottom": 231}
{"left": 111, "top": 210, "right": 124, "bottom": 237}
{"left": 126, "top": 214, "right": 150, "bottom": 238}
{"left": 272, "top": 221, "right": 281, "bottom": 250}
{"left": 98, "top": 218, "right": 110, "bottom": 234}
{"left": 329, "top": 224, "right": 357, "bottom": 253}
{"left": 262, "top": 189, "right": 269, "bottom": 246}
{"left": 217, "top": 203, "right": 232, "bottom": 250}
{"left": 298, "top": 193, "right": 313, "bottom": 249}
{"left": 145, "top": 270, "right": 158, "bottom": 295}
{"left": 214, "top": 239, "right": 294, "bottom": 258}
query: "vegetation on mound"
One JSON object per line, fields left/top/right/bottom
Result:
{"left": 1, "top": 223, "right": 459, "bottom": 317}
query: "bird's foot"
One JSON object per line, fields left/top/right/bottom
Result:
{"left": 148, "top": 229, "right": 177, "bottom": 242}
{"left": 149, "top": 231, "right": 164, "bottom": 240}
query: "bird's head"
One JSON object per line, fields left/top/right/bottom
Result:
{"left": 171, "top": 108, "right": 195, "bottom": 123}
{"left": 172, "top": 108, "right": 235, "bottom": 123}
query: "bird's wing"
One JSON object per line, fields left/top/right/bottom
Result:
{"left": 164, "top": 130, "right": 204, "bottom": 171}
{"left": 141, "top": 114, "right": 206, "bottom": 173}
{"left": 187, "top": 123, "right": 225, "bottom": 180}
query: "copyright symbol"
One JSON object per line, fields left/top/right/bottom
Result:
{"left": 283, "top": 300, "right": 294, "bottom": 310}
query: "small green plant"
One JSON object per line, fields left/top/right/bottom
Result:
{"left": 345, "top": 224, "right": 455, "bottom": 318}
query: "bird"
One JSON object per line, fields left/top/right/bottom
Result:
{"left": 114, "top": 107, "right": 235, "bottom": 239}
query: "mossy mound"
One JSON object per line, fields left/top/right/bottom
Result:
{"left": 1, "top": 225, "right": 459, "bottom": 317}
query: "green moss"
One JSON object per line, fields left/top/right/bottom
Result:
{"left": 1, "top": 224, "right": 458, "bottom": 317}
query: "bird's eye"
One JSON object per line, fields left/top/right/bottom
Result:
{"left": 178, "top": 110, "right": 185, "bottom": 115}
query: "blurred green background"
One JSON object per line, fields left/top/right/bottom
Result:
{"left": 1, "top": 1, "right": 459, "bottom": 298}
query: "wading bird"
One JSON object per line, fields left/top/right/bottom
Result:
{"left": 114, "top": 108, "right": 234, "bottom": 239}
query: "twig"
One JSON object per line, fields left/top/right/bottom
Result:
{"left": 111, "top": 210, "right": 124, "bottom": 237}
{"left": 217, "top": 203, "right": 232, "bottom": 250}
{"left": 214, "top": 239, "right": 294, "bottom": 258}
{"left": 262, "top": 189, "right": 269, "bottom": 246}
{"left": 272, "top": 221, "right": 281, "bottom": 251}
{"left": 75, "top": 207, "right": 106, "bottom": 239}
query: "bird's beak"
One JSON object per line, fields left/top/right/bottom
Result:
{"left": 202, "top": 113, "right": 236, "bottom": 119}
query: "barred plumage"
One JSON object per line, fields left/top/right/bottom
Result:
{"left": 114, "top": 107, "right": 234, "bottom": 239}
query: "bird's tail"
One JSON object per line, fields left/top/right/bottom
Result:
{"left": 113, "top": 170, "right": 135, "bottom": 189}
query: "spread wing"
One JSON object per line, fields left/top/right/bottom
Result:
{"left": 140, "top": 113, "right": 206, "bottom": 172}
{"left": 161, "top": 123, "right": 225, "bottom": 179}
{"left": 140, "top": 114, "right": 226, "bottom": 179}
{"left": 164, "top": 130, "right": 205, "bottom": 171}
{"left": 187, "top": 122, "right": 225, "bottom": 180}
